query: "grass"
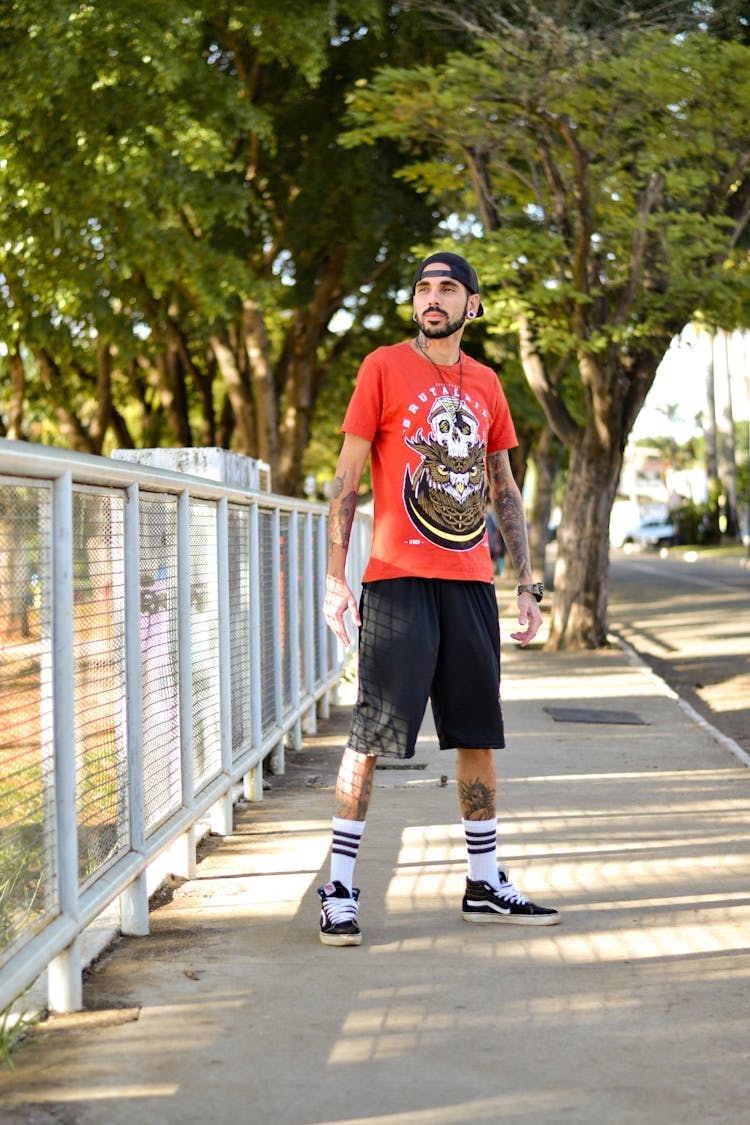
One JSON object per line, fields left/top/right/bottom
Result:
{"left": 0, "top": 832, "right": 45, "bottom": 952}
{"left": 0, "top": 840, "right": 45, "bottom": 1069}
{"left": 669, "top": 541, "right": 748, "bottom": 560}
{"left": 0, "top": 994, "right": 38, "bottom": 1071}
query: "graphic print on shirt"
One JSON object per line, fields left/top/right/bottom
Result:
{"left": 403, "top": 394, "right": 487, "bottom": 550}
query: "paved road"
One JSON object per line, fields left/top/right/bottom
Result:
{"left": 5, "top": 635, "right": 750, "bottom": 1125}
{"left": 606, "top": 548, "right": 750, "bottom": 758}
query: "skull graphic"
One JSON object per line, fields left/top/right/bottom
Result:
{"left": 428, "top": 397, "right": 479, "bottom": 458}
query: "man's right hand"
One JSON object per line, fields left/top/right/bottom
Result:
{"left": 323, "top": 574, "right": 361, "bottom": 646}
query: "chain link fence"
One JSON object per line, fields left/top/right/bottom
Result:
{"left": 0, "top": 442, "right": 370, "bottom": 1014}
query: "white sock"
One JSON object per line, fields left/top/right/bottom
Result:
{"left": 330, "top": 817, "right": 366, "bottom": 893}
{"left": 463, "top": 818, "right": 500, "bottom": 888}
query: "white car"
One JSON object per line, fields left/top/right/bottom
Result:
{"left": 622, "top": 519, "right": 678, "bottom": 549}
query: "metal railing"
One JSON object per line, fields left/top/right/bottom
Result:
{"left": 0, "top": 439, "right": 370, "bottom": 1014}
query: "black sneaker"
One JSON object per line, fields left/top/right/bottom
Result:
{"left": 462, "top": 870, "right": 560, "bottom": 926}
{"left": 318, "top": 881, "right": 362, "bottom": 946}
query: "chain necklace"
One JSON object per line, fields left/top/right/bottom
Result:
{"left": 413, "top": 335, "right": 464, "bottom": 403}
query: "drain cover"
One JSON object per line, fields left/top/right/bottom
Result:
{"left": 544, "top": 706, "right": 646, "bottom": 725}
{"left": 375, "top": 762, "right": 428, "bottom": 770}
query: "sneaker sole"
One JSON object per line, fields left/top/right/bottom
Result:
{"left": 462, "top": 910, "right": 560, "bottom": 926}
{"left": 319, "top": 931, "right": 362, "bottom": 946}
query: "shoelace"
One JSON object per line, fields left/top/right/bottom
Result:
{"left": 495, "top": 879, "right": 529, "bottom": 906}
{"left": 323, "top": 896, "right": 359, "bottom": 925}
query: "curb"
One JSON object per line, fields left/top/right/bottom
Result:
{"left": 610, "top": 630, "right": 750, "bottom": 769}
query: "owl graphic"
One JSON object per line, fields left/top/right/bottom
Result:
{"left": 403, "top": 396, "right": 486, "bottom": 549}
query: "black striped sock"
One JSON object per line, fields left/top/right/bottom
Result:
{"left": 330, "top": 816, "right": 365, "bottom": 892}
{"left": 463, "top": 817, "right": 500, "bottom": 888}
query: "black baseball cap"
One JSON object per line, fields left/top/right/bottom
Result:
{"left": 411, "top": 251, "right": 484, "bottom": 318}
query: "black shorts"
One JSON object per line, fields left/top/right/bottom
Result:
{"left": 348, "top": 577, "right": 504, "bottom": 760}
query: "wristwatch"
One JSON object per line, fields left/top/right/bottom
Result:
{"left": 517, "top": 582, "right": 544, "bottom": 603}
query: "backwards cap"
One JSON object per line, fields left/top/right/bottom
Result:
{"left": 411, "top": 251, "right": 484, "bottom": 319}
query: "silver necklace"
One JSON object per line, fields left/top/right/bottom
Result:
{"left": 414, "top": 336, "right": 464, "bottom": 402}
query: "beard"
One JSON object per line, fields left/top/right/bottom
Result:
{"left": 415, "top": 299, "right": 469, "bottom": 339}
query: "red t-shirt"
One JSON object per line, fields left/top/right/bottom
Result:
{"left": 342, "top": 340, "right": 518, "bottom": 583}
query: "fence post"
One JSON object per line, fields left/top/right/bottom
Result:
{"left": 302, "top": 510, "right": 317, "bottom": 735}
{"left": 245, "top": 500, "right": 264, "bottom": 801}
{"left": 211, "top": 495, "right": 234, "bottom": 835}
{"left": 268, "top": 507, "right": 285, "bottom": 775}
{"left": 119, "top": 483, "right": 150, "bottom": 936}
{"left": 316, "top": 512, "right": 331, "bottom": 720}
{"left": 176, "top": 490, "right": 197, "bottom": 872}
{"left": 47, "top": 472, "right": 82, "bottom": 1012}
{"left": 285, "top": 508, "right": 302, "bottom": 750}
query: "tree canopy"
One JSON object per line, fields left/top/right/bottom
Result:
{"left": 0, "top": 1, "right": 458, "bottom": 490}
{"left": 3, "top": 1, "right": 750, "bottom": 647}
{"left": 341, "top": 4, "right": 750, "bottom": 645}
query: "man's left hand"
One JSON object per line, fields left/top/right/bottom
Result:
{"left": 510, "top": 592, "right": 542, "bottom": 647}
{"left": 323, "top": 574, "right": 361, "bottom": 646}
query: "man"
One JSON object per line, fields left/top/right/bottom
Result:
{"left": 319, "top": 251, "right": 560, "bottom": 946}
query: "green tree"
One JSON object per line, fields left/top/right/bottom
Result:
{"left": 0, "top": 2, "right": 455, "bottom": 492}
{"left": 341, "top": 6, "right": 750, "bottom": 646}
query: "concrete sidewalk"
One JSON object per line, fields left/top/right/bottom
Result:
{"left": 3, "top": 618, "right": 750, "bottom": 1124}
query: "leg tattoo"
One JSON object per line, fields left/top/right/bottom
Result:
{"left": 457, "top": 777, "right": 496, "bottom": 821}
{"left": 334, "top": 746, "right": 376, "bottom": 821}
{"left": 456, "top": 748, "right": 497, "bottom": 820}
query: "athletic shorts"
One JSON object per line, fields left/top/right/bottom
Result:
{"left": 348, "top": 577, "right": 504, "bottom": 760}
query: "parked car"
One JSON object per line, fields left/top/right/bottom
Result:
{"left": 622, "top": 518, "right": 678, "bottom": 549}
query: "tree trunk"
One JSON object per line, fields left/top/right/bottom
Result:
{"left": 704, "top": 327, "right": 719, "bottom": 480}
{"left": 165, "top": 319, "right": 212, "bottom": 446}
{"left": 0, "top": 510, "right": 32, "bottom": 640}
{"left": 527, "top": 424, "right": 562, "bottom": 581}
{"left": 516, "top": 315, "right": 666, "bottom": 648}
{"left": 277, "top": 319, "right": 315, "bottom": 496}
{"left": 547, "top": 423, "right": 624, "bottom": 650}
{"left": 87, "top": 338, "right": 113, "bottom": 454}
{"left": 156, "top": 328, "right": 192, "bottom": 447}
{"left": 274, "top": 248, "right": 347, "bottom": 495}
{"left": 35, "top": 349, "right": 93, "bottom": 452}
{"left": 209, "top": 330, "right": 258, "bottom": 461}
{"left": 242, "top": 298, "right": 279, "bottom": 481}
{"left": 192, "top": 345, "right": 217, "bottom": 447}
{"left": 717, "top": 329, "right": 738, "bottom": 535}
{"left": 6, "top": 347, "right": 26, "bottom": 439}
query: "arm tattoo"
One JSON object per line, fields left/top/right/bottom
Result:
{"left": 328, "top": 487, "right": 357, "bottom": 550}
{"left": 487, "top": 450, "right": 532, "bottom": 580}
{"left": 331, "top": 473, "right": 345, "bottom": 499}
{"left": 457, "top": 777, "right": 496, "bottom": 820}
{"left": 493, "top": 493, "right": 528, "bottom": 578}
